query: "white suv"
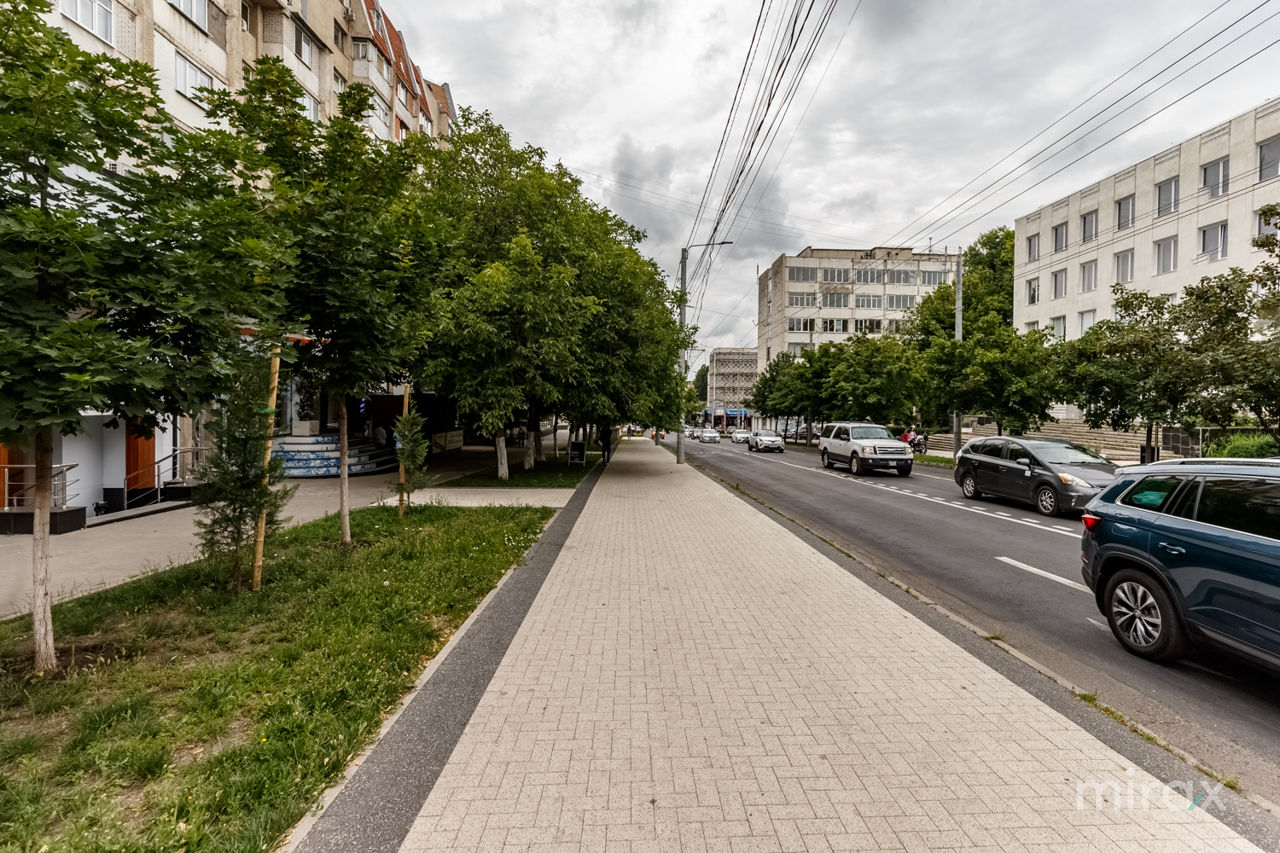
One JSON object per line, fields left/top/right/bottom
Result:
{"left": 819, "top": 422, "right": 913, "bottom": 476}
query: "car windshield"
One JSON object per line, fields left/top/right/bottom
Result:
{"left": 850, "top": 426, "right": 895, "bottom": 440}
{"left": 756, "top": 430, "right": 778, "bottom": 437}
{"left": 1029, "top": 442, "right": 1108, "bottom": 464}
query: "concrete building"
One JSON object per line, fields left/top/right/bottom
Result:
{"left": 755, "top": 246, "right": 958, "bottom": 372}
{"left": 706, "top": 348, "right": 758, "bottom": 429}
{"left": 1014, "top": 99, "right": 1280, "bottom": 339}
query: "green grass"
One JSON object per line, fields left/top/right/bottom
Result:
{"left": 915, "top": 454, "right": 956, "bottom": 466}
{"left": 0, "top": 504, "right": 553, "bottom": 852}
{"left": 445, "top": 452, "right": 599, "bottom": 488}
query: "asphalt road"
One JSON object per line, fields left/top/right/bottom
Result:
{"left": 671, "top": 434, "right": 1280, "bottom": 808}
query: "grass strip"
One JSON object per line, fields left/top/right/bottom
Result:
{"left": 444, "top": 453, "right": 599, "bottom": 488}
{"left": 0, "top": 503, "right": 553, "bottom": 852}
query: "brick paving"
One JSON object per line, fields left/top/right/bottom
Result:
{"left": 398, "top": 439, "right": 1261, "bottom": 852}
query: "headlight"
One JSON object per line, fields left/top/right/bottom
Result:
{"left": 1059, "top": 472, "right": 1092, "bottom": 488}
{"left": 864, "top": 446, "right": 876, "bottom": 455}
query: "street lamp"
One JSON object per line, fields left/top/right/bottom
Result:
{"left": 677, "top": 240, "right": 732, "bottom": 465}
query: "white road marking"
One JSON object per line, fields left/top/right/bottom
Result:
{"left": 996, "top": 556, "right": 1091, "bottom": 593}
{"left": 1087, "top": 617, "right": 1110, "bottom": 632}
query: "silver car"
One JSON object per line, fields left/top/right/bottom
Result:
{"left": 748, "top": 429, "right": 784, "bottom": 453}
{"left": 699, "top": 428, "right": 720, "bottom": 443}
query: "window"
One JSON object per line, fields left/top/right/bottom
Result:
{"left": 788, "top": 317, "right": 815, "bottom": 332}
{"left": 886, "top": 270, "right": 915, "bottom": 284}
{"left": 1156, "top": 176, "right": 1179, "bottom": 217}
{"left": 787, "top": 343, "right": 805, "bottom": 356}
{"left": 821, "top": 319, "right": 848, "bottom": 334}
{"left": 299, "top": 93, "right": 321, "bottom": 121}
{"left": 1260, "top": 136, "right": 1280, "bottom": 182}
{"left": 168, "top": 0, "right": 208, "bottom": 29}
{"left": 1053, "top": 222, "right": 1068, "bottom": 252}
{"left": 295, "top": 26, "right": 314, "bottom": 67}
{"left": 1114, "top": 250, "right": 1133, "bottom": 284}
{"left": 375, "top": 52, "right": 391, "bottom": 81}
{"left": 854, "top": 268, "right": 882, "bottom": 283}
{"left": 886, "top": 294, "right": 916, "bottom": 310}
{"left": 822, "top": 267, "right": 850, "bottom": 283}
{"left": 921, "top": 270, "right": 947, "bottom": 286}
{"left": 398, "top": 82, "right": 410, "bottom": 108}
{"left": 884, "top": 319, "right": 902, "bottom": 333}
{"left": 1078, "top": 309, "right": 1096, "bottom": 336}
{"left": 854, "top": 294, "right": 882, "bottom": 309}
{"left": 1079, "top": 260, "right": 1097, "bottom": 293}
{"left": 353, "top": 39, "right": 370, "bottom": 60}
{"left": 975, "top": 439, "right": 1005, "bottom": 458}
{"left": 64, "top": 0, "right": 112, "bottom": 42}
{"left": 1196, "top": 477, "right": 1280, "bottom": 540}
{"left": 1026, "top": 233, "right": 1040, "bottom": 261}
{"left": 1049, "top": 316, "right": 1066, "bottom": 340}
{"left": 1116, "top": 194, "right": 1135, "bottom": 230}
{"left": 1025, "top": 321, "right": 1039, "bottom": 332}
{"left": 175, "top": 52, "right": 213, "bottom": 105}
{"left": 1260, "top": 210, "right": 1279, "bottom": 237}
{"left": 1120, "top": 475, "right": 1185, "bottom": 512}
{"left": 1155, "top": 236, "right": 1178, "bottom": 274}
{"left": 333, "top": 71, "right": 346, "bottom": 95}
{"left": 1026, "top": 278, "right": 1040, "bottom": 305}
{"left": 334, "top": 21, "right": 347, "bottom": 53}
{"left": 821, "top": 292, "right": 849, "bottom": 308}
{"left": 853, "top": 319, "right": 882, "bottom": 335}
{"left": 1051, "top": 269, "right": 1067, "bottom": 299}
{"left": 1004, "top": 442, "right": 1034, "bottom": 465}
{"left": 1202, "top": 157, "right": 1229, "bottom": 198}
{"left": 370, "top": 94, "right": 391, "bottom": 138}
{"left": 1200, "top": 222, "right": 1227, "bottom": 261}
{"left": 1081, "top": 210, "right": 1098, "bottom": 243}
{"left": 787, "top": 291, "right": 816, "bottom": 307}
{"left": 787, "top": 266, "right": 816, "bottom": 282}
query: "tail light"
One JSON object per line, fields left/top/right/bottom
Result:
{"left": 1081, "top": 513, "right": 1102, "bottom": 532}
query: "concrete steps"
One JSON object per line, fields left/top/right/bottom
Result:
{"left": 273, "top": 435, "right": 398, "bottom": 478}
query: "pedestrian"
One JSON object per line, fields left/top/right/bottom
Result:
{"left": 599, "top": 425, "right": 612, "bottom": 464}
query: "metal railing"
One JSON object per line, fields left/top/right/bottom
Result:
{"left": 1, "top": 464, "right": 79, "bottom": 510}
{"left": 123, "top": 446, "right": 210, "bottom": 510}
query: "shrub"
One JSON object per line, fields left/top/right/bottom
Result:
{"left": 1205, "top": 432, "right": 1278, "bottom": 458}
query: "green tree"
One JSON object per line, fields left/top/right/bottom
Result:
{"left": 826, "top": 335, "right": 921, "bottom": 426}
{"left": 694, "top": 364, "right": 709, "bottom": 403}
{"left": 907, "top": 226, "right": 1014, "bottom": 347}
{"left": 391, "top": 402, "right": 431, "bottom": 514}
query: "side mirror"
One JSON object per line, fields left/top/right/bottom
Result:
{"left": 1015, "top": 457, "right": 1031, "bottom": 466}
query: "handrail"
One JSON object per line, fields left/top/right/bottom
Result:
{"left": 1, "top": 463, "right": 79, "bottom": 510}
{"left": 123, "top": 446, "right": 210, "bottom": 511}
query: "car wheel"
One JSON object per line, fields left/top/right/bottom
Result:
{"left": 853, "top": 454, "right": 867, "bottom": 475}
{"left": 821, "top": 449, "right": 832, "bottom": 469}
{"left": 1104, "top": 569, "right": 1189, "bottom": 661}
{"left": 897, "top": 463, "right": 912, "bottom": 477}
{"left": 1035, "top": 485, "right": 1060, "bottom": 516}
{"left": 960, "top": 472, "right": 981, "bottom": 498}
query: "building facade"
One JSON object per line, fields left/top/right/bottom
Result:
{"left": 755, "top": 246, "right": 958, "bottom": 372}
{"left": 1013, "top": 99, "right": 1280, "bottom": 339}
{"left": 706, "top": 348, "right": 758, "bottom": 429}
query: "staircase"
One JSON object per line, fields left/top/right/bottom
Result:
{"left": 273, "top": 435, "right": 399, "bottom": 478}
{"left": 968, "top": 419, "right": 1176, "bottom": 463}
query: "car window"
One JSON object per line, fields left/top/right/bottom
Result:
{"left": 1164, "top": 478, "right": 1200, "bottom": 519}
{"left": 850, "top": 426, "right": 895, "bottom": 440}
{"left": 1005, "top": 443, "right": 1034, "bottom": 464}
{"left": 834, "top": 426, "right": 849, "bottom": 441}
{"left": 821, "top": 424, "right": 835, "bottom": 438}
{"left": 1195, "top": 477, "right": 1280, "bottom": 540}
{"left": 757, "top": 429, "right": 778, "bottom": 437}
{"left": 976, "top": 440, "right": 1005, "bottom": 458}
{"left": 1029, "top": 442, "right": 1109, "bottom": 464}
{"left": 1119, "top": 475, "right": 1184, "bottom": 511}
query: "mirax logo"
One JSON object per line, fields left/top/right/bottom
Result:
{"left": 1076, "top": 767, "right": 1228, "bottom": 812}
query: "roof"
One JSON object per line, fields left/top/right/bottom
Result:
{"left": 426, "top": 81, "right": 456, "bottom": 120}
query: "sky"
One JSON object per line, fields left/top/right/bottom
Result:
{"left": 382, "top": 0, "right": 1280, "bottom": 376}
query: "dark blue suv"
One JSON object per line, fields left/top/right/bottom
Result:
{"left": 1081, "top": 460, "right": 1280, "bottom": 668}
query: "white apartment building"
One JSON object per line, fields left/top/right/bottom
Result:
{"left": 1014, "top": 99, "right": 1280, "bottom": 339}
{"left": 706, "top": 348, "right": 758, "bottom": 428}
{"left": 755, "top": 246, "right": 958, "bottom": 372}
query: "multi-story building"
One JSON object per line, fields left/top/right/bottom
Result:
{"left": 755, "top": 246, "right": 958, "bottom": 372}
{"left": 706, "top": 348, "right": 758, "bottom": 429}
{"left": 1014, "top": 99, "right": 1280, "bottom": 339}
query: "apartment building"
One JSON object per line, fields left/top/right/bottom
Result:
{"left": 755, "top": 246, "right": 958, "bottom": 372}
{"left": 706, "top": 348, "right": 758, "bottom": 429}
{"left": 1014, "top": 99, "right": 1280, "bottom": 340}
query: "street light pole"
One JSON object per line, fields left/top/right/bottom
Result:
{"left": 952, "top": 248, "right": 964, "bottom": 460}
{"left": 677, "top": 239, "right": 732, "bottom": 464}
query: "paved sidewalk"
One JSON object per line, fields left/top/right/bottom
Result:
{"left": 386, "top": 438, "right": 1261, "bottom": 852}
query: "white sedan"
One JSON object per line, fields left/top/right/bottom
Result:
{"left": 731, "top": 429, "right": 752, "bottom": 444}
{"left": 699, "top": 429, "right": 721, "bottom": 443}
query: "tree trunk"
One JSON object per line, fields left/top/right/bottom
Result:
{"left": 534, "top": 413, "right": 545, "bottom": 462}
{"left": 524, "top": 412, "right": 537, "bottom": 471}
{"left": 337, "top": 396, "right": 351, "bottom": 546}
{"left": 552, "top": 415, "right": 559, "bottom": 457}
{"left": 996, "top": 422, "right": 1003, "bottom": 436}
{"left": 32, "top": 426, "right": 57, "bottom": 673}
{"left": 495, "top": 434, "right": 510, "bottom": 480}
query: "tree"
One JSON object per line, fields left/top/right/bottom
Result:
{"left": 826, "top": 335, "right": 921, "bottom": 426}
{"left": 391, "top": 402, "right": 431, "bottom": 514}
{"left": 907, "top": 227, "right": 1014, "bottom": 347}
{"left": 694, "top": 364, "right": 709, "bottom": 403}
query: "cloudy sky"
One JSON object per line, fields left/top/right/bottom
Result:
{"left": 382, "top": 0, "right": 1280, "bottom": 375}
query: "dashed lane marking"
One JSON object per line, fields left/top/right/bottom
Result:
{"left": 996, "top": 556, "right": 1091, "bottom": 593}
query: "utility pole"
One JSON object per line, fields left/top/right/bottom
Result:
{"left": 952, "top": 248, "right": 964, "bottom": 460}
{"left": 677, "top": 240, "right": 732, "bottom": 464}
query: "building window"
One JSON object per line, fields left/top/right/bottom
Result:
{"left": 1155, "top": 236, "right": 1178, "bottom": 274}
{"left": 886, "top": 294, "right": 916, "bottom": 310}
{"left": 821, "top": 319, "right": 848, "bottom": 334}
{"left": 1260, "top": 210, "right": 1279, "bottom": 237}
{"left": 1114, "top": 250, "right": 1133, "bottom": 284}
{"left": 886, "top": 270, "right": 915, "bottom": 284}
{"left": 853, "top": 319, "right": 882, "bottom": 335}
{"left": 333, "top": 71, "right": 346, "bottom": 95}
{"left": 787, "top": 266, "right": 816, "bottom": 282}
{"left": 921, "top": 270, "right": 947, "bottom": 286}
{"left": 168, "top": 0, "right": 208, "bottom": 29}
{"left": 1052, "top": 222, "right": 1068, "bottom": 252}
{"left": 375, "top": 51, "right": 391, "bottom": 81}
{"left": 787, "top": 291, "right": 816, "bottom": 307}
{"left": 854, "top": 268, "right": 882, "bottom": 284}
{"left": 821, "top": 292, "right": 849, "bottom": 308}
{"left": 1081, "top": 210, "right": 1098, "bottom": 243}
{"left": 1155, "top": 177, "right": 1179, "bottom": 217}
{"left": 1024, "top": 321, "right": 1039, "bottom": 332}
{"left": 1116, "top": 194, "right": 1135, "bottom": 230}
{"left": 1260, "top": 136, "right": 1280, "bottom": 182}
{"left": 295, "top": 26, "right": 314, "bottom": 67}
{"left": 333, "top": 21, "right": 347, "bottom": 53}
{"left": 822, "top": 267, "right": 850, "bottom": 283}
{"left": 398, "top": 82, "right": 410, "bottom": 108}
{"left": 1050, "top": 316, "right": 1066, "bottom": 340}
{"left": 1078, "top": 310, "right": 1096, "bottom": 337}
{"left": 1079, "top": 260, "right": 1096, "bottom": 293}
{"left": 788, "top": 317, "right": 815, "bottom": 333}
{"left": 370, "top": 94, "right": 391, "bottom": 138}
{"left": 854, "top": 294, "right": 882, "bottom": 309}
{"left": 64, "top": 0, "right": 113, "bottom": 42}
{"left": 884, "top": 319, "right": 902, "bottom": 333}
{"left": 787, "top": 343, "right": 806, "bottom": 356}
{"left": 1200, "top": 222, "right": 1227, "bottom": 261}
{"left": 1051, "top": 269, "right": 1067, "bottom": 299}
{"left": 175, "top": 52, "right": 213, "bottom": 105}
{"left": 299, "top": 93, "right": 321, "bottom": 121}
{"left": 353, "top": 39, "right": 370, "bottom": 60}
{"left": 1026, "top": 278, "right": 1040, "bottom": 305}
{"left": 1026, "top": 233, "right": 1040, "bottom": 261}
{"left": 1202, "top": 157, "right": 1229, "bottom": 198}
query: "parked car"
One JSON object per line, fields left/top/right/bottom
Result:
{"left": 731, "top": 429, "right": 751, "bottom": 444}
{"left": 819, "top": 422, "right": 912, "bottom": 476}
{"left": 1081, "top": 459, "right": 1280, "bottom": 668}
{"left": 954, "top": 436, "right": 1116, "bottom": 516}
{"left": 748, "top": 429, "right": 784, "bottom": 453}
{"left": 699, "top": 428, "right": 720, "bottom": 444}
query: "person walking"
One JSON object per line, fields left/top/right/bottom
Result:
{"left": 599, "top": 424, "right": 612, "bottom": 464}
